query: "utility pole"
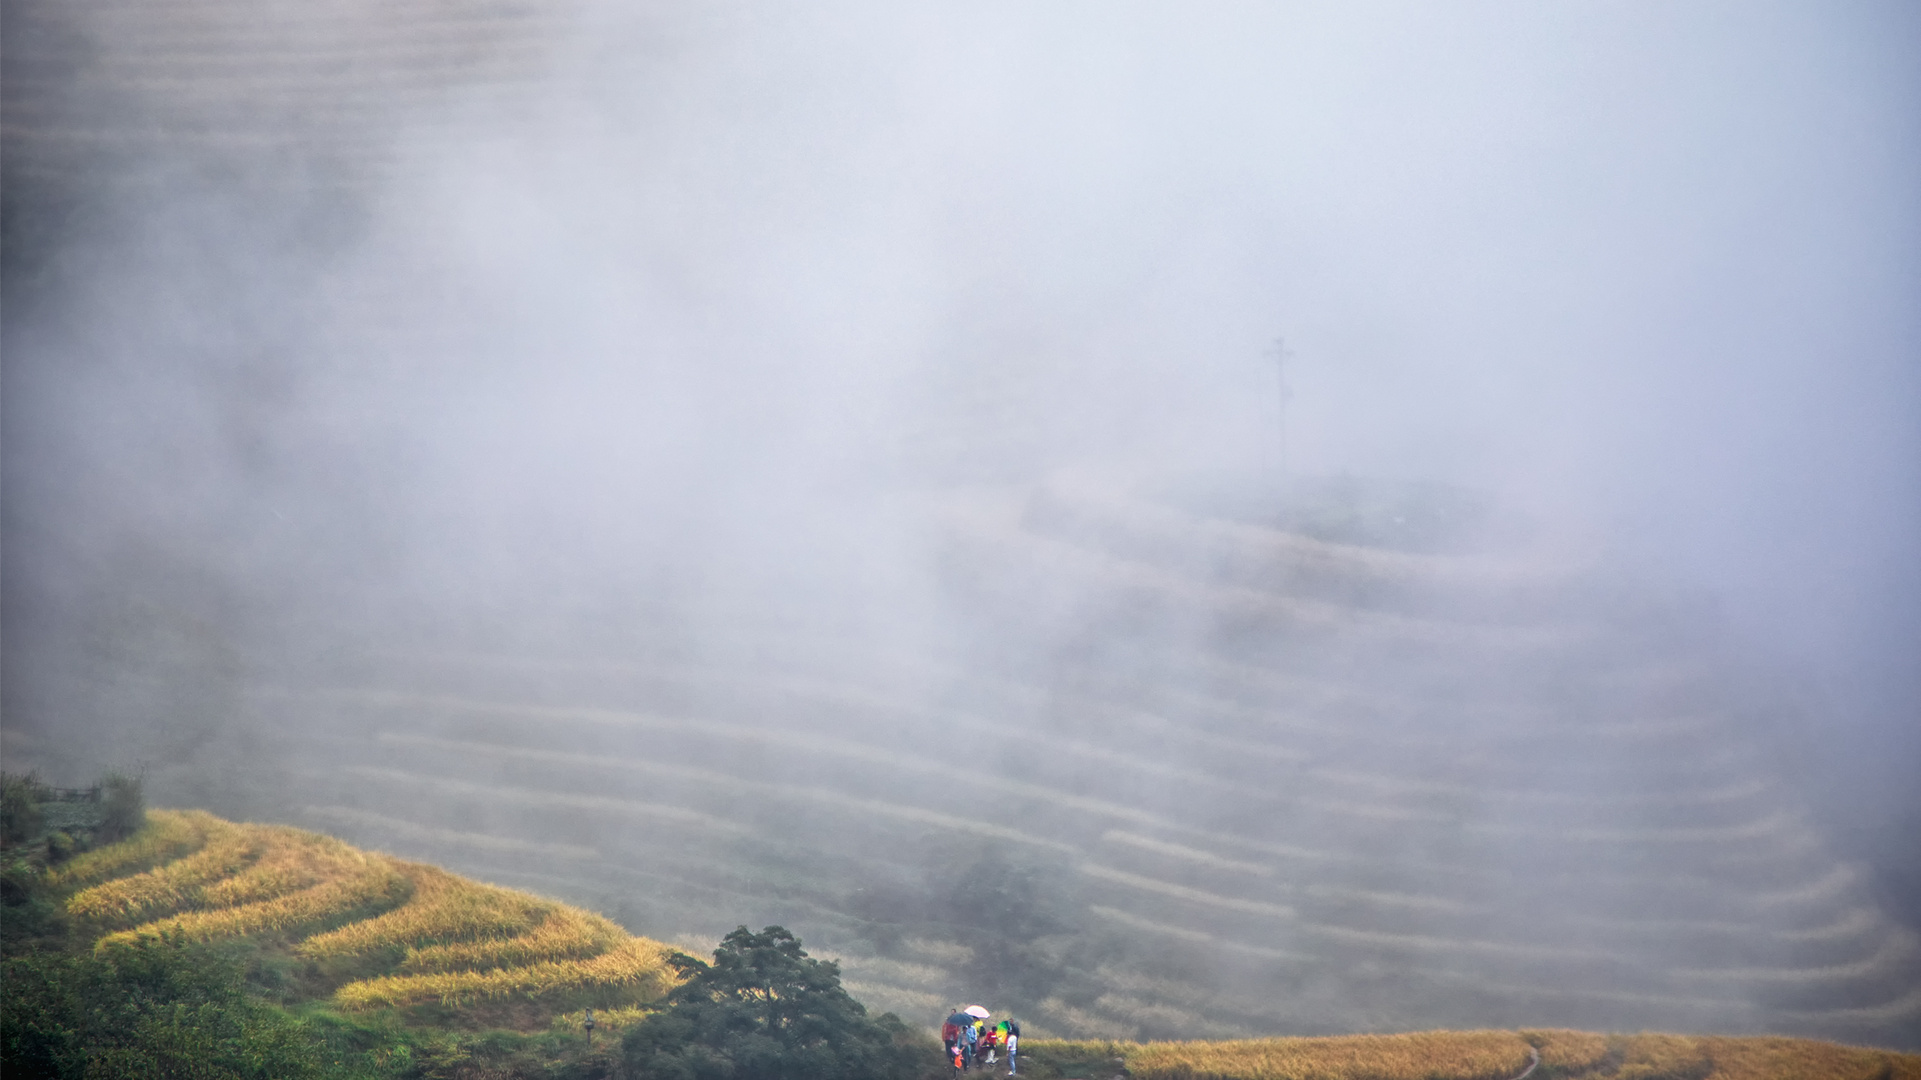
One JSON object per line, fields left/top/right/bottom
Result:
{"left": 1267, "top": 337, "right": 1294, "bottom": 475}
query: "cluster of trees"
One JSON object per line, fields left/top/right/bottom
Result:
{"left": 3, "top": 772, "right": 145, "bottom": 940}
{"left": 623, "top": 926, "right": 931, "bottom": 1080}
{"left": 0, "top": 771, "right": 145, "bottom": 854}
{"left": 4, "top": 936, "right": 342, "bottom": 1080}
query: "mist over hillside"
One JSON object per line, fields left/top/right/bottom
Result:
{"left": 5, "top": 0, "right": 1918, "bottom": 1048}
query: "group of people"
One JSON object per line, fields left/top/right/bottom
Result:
{"left": 940, "top": 1008, "right": 1019, "bottom": 1074}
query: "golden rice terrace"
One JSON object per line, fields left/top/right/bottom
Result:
{"left": 54, "top": 808, "right": 678, "bottom": 1015}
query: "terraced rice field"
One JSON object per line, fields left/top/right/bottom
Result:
{"left": 217, "top": 480, "right": 1921, "bottom": 1047}
{"left": 62, "top": 809, "right": 679, "bottom": 1011}
{"left": 11, "top": 0, "right": 1915, "bottom": 1053}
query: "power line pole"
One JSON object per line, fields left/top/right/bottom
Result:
{"left": 1267, "top": 337, "right": 1294, "bottom": 475}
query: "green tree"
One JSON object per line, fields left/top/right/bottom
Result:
{"left": 97, "top": 771, "right": 146, "bottom": 845}
{"left": 1, "top": 772, "right": 50, "bottom": 846}
{"left": 622, "top": 926, "right": 928, "bottom": 1080}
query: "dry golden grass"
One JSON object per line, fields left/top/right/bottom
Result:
{"left": 1123, "top": 1030, "right": 1533, "bottom": 1080}
{"left": 95, "top": 851, "right": 410, "bottom": 953}
{"left": 48, "top": 808, "right": 216, "bottom": 889}
{"left": 1621, "top": 1034, "right": 1921, "bottom": 1080}
{"left": 397, "top": 906, "right": 624, "bottom": 974}
{"left": 335, "top": 934, "right": 678, "bottom": 1009}
{"left": 550, "top": 1004, "right": 651, "bottom": 1039}
{"left": 295, "top": 863, "right": 545, "bottom": 962}
{"left": 1612, "top": 1033, "right": 1709, "bottom": 1079}
{"left": 1058, "top": 1030, "right": 1921, "bottom": 1080}
{"left": 197, "top": 826, "right": 357, "bottom": 907}
{"left": 77, "top": 820, "right": 407, "bottom": 951}
{"left": 58, "top": 811, "right": 681, "bottom": 1017}
{"left": 1527, "top": 1029, "right": 1611, "bottom": 1072}
{"left": 66, "top": 815, "right": 256, "bottom": 925}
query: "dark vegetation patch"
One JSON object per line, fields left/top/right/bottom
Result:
{"left": 848, "top": 839, "right": 1082, "bottom": 1011}
{"left": 621, "top": 925, "right": 937, "bottom": 1080}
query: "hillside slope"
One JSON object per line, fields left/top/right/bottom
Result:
{"left": 24, "top": 811, "right": 1920, "bottom": 1080}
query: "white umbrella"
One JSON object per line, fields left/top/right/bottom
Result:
{"left": 964, "top": 1005, "right": 991, "bottom": 1018}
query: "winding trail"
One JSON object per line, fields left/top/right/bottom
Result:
{"left": 1507, "top": 1045, "right": 1541, "bottom": 1080}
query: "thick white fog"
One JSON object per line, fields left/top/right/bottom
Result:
{"left": 4, "top": 0, "right": 1918, "bottom": 1045}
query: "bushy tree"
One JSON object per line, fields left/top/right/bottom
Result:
{"left": 97, "top": 771, "right": 146, "bottom": 844}
{"left": 1, "top": 772, "right": 50, "bottom": 846}
{"left": 622, "top": 925, "right": 928, "bottom": 1080}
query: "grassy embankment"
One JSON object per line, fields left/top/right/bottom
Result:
{"left": 1023, "top": 1030, "right": 1921, "bottom": 1080}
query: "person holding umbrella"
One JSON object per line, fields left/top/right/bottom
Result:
{"left": 942, "top": 1011, "right": 963, "bottom": 1054}
{"left": 962, "top": 1005, "right": 991, "bottom": 1070}
{"left": 944, "top": 1009, "right": 972, "bottom": 1071}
